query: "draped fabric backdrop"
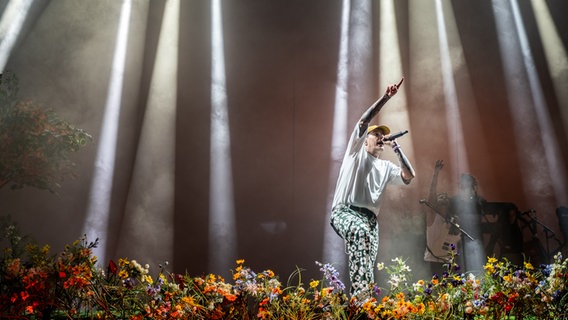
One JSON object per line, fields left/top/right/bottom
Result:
{"left": 1, "top": 0, "right": 567, "bottom": 283}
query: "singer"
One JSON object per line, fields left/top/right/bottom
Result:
{"left": 330, "top": 78, "right": 416, "bottom": 302}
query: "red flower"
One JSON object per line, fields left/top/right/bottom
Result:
{"left": 108, "top": 260, "right": 118, "bottom": 275}
{"left": 20, "top": 291, "right": 30, "bottom": 301}
{"left": 59, "top": 271, "right": 67, "bottom": 278}
{"left": 175, "top": 274, "right": 185, "bottom": 290}
{"left": 490, "top": 292, "right": 505, "bottom": 304}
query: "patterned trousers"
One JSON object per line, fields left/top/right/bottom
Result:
{"left": 330, "top": 205, "right": 378, "bottom": 300}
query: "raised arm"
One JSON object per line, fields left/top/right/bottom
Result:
{"left": 428, "top": 160, "right": 444, "bottom": 204}
{"left": 357, "top": 78, "right": 404, "bottom": 137}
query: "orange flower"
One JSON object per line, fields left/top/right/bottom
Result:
{"left": 225, "top": 293, "right": 238, "bottom": 302}
{"left": 7, "top": 258, "right": 21, "bottom": 276}
{"left": 259, "top": 297, "right": 269, "bottom": 306}
{"left": 414, "top": 302, "right": 425, "bottom": 314}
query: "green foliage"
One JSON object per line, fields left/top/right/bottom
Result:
{"left": 0, "top": 71, "right": 92, "bottom": 192}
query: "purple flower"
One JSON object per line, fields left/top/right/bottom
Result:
{"left": 373, "top": 285, "right": 381, "bottom": 296}
{"left": 123, "top": 278, "right": 135, "bottom": 289}
{"left": 315, "top": 261, "right": 345, "bottom": 292}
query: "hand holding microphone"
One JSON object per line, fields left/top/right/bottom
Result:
{"left": 382, "top": 130, "right": 408, "bottom": 154}
{"left": 383, "top": 130, "right": 409, "bottom": 142}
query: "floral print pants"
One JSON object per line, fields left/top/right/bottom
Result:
{"left": 330, "top": 205, "right": 378, "bottom": 300}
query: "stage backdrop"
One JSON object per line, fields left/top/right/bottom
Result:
{"left": 1, "top": 0, "right": 567, "bottom": 283}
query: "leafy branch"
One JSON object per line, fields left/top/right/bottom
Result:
{"left": 0, "top": 71, "right": 92, "bottom": 193}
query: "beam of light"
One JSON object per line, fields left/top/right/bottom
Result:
{"left": 434, "top": 0, "right": 468, "bottom": 177}
{"left": 82, "top": 0, "right": 132, "bottom": 265}
{"left": 530, "top": 0, "right": 568, "bottom": 141}
{"left": 492, "top": 0, "right": 568, "bottom": 208}
{"left": 437, "top": 1, "right": 496, "bottom": 189}
{"left": 407, "top": 1, "right": 445, "bottom": 164}
{"left": 0, "top": 0, "right": 35, "bottom": 72}
{"left": 208, "top": 0, "right": 236, "bottom": 278}
{"left": 509, "top": 0, "right": 568, "bottom": 205}
{"left": 322, "top": 0, "right": 351, "bottom": 274}
{"left": 115, "top": 0, "right": 179, "bottom": 266}
{"left": 378, "top": 0, "right": 414, "bottom": 169}
{"left": 435, "top": 0, "right": 491, "bottom": 272}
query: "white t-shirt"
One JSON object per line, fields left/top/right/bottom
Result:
{"left": 332, "top": 124, "right": 405, "bottom": 216}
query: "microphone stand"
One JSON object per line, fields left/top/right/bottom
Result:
{"left": 420, "top": 199, "right": 475, "bottom": 241}
{"left": 523, "top": 212, "right": 563, "bottom": 261}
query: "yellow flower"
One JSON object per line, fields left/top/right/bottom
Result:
{"left": 381, "top": 310, "right": 392, "bottom": 318}
{"left": 236, "top": 259, "right": 245, "bottom": 265}
{"left": 310, "top": 280, "right": 319, "bottom": 288}
{"left": 118, "top": 270, "right": 129, "bottom": 279}
{"left": 524, "top": 261, "right": 534, "bottom": 270}
{"left": 414, "top": 302, "right": 426, "bottom": 314}
{"left": 41, "top": 244, "right": 50, "bottom": 255}
{"left": 362, "top": 298, "right": 376, "bottom": 311}
{"left": 142, "top": 274, "right": 153, "bottom": 284}
{"left": 118, "top": 258, "right": 129, "bottom": 267}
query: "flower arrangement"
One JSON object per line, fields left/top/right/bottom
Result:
{"left": 1, "top": 219, "right": 567, "bottom": 319}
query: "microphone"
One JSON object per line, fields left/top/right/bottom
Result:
{"left": 383, "top": 130, "right": 409, "bottom": 141}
